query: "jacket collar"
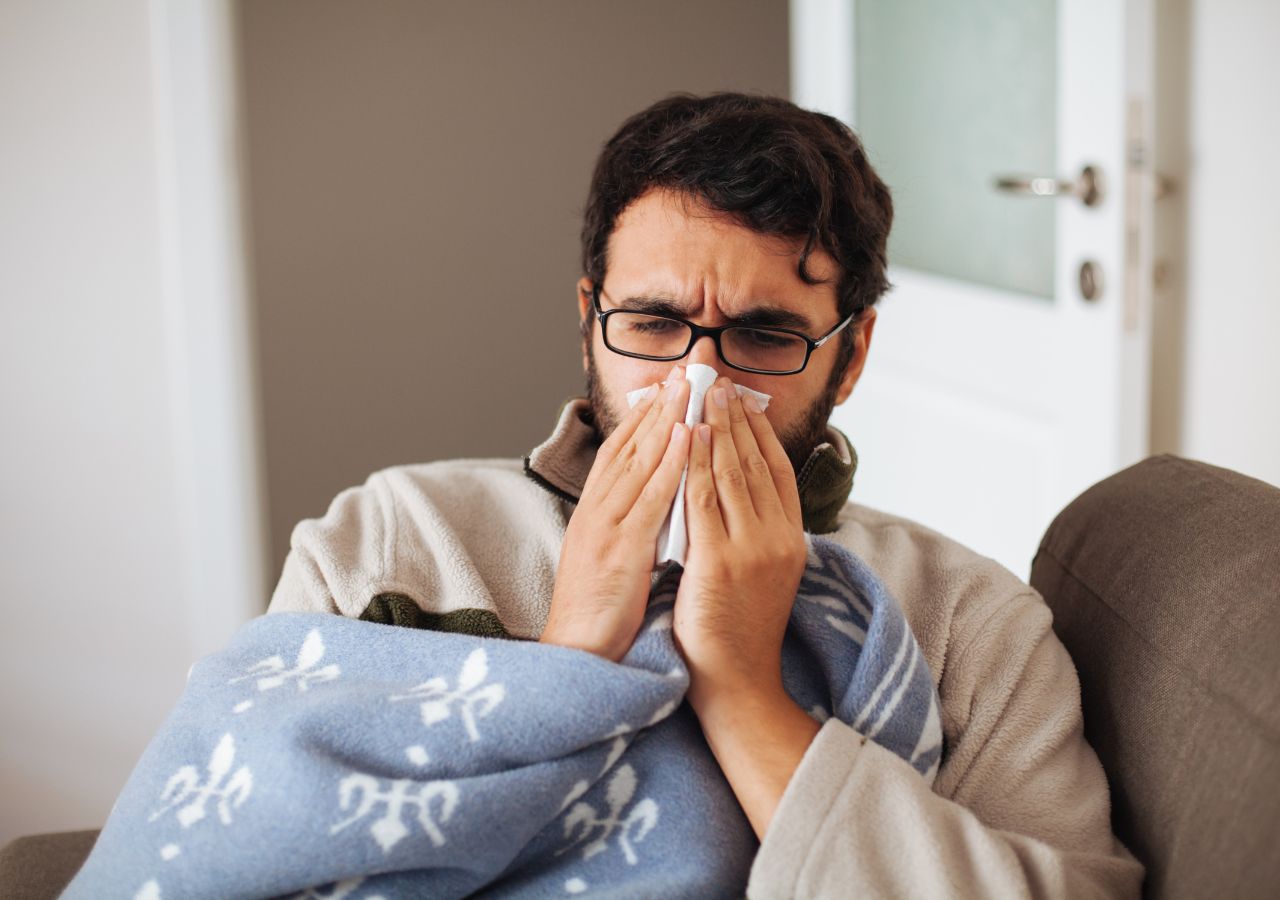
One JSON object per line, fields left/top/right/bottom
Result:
{"left": 524, "top": 398, "right": 857, "bottom": 534}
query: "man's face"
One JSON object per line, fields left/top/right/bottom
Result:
{"left": 578, "top": 187, "right": 876, "bottom": 474}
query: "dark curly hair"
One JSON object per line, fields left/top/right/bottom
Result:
{"left": 580, "top": 91, "right": 893, "bottom": 375}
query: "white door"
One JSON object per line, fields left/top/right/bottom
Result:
{"left": 792, "top": 0, "right": 1156, "bottom": 579}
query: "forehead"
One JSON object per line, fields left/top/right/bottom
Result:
{"left": 604, "top": 188, "right": 839, "bottom": 319}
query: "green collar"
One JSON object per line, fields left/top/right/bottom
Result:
{"left": 523, "top": 398, "right": 857, "bottom": 534}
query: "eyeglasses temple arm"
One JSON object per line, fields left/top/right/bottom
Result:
{"left": 812, "top": 308, "right": 860, "bottom": 347}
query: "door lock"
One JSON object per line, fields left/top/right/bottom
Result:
{"left": 1078, "top": 260, "right": 1103, "bottom": 301}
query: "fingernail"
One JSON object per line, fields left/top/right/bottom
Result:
{"left": 743, "top": 393, "right": 761, "bottom": 413}
{"left": 697, "top": 423, "right": 711, "bottom": 445}
{"left": 667, "top": 365, "right": 683, "bottom": 381}
{"left": 642, "top": 383, "right": 659, "bottom": 402}
{"left": 712, "top": 387, "right": 728, "bottom": 409}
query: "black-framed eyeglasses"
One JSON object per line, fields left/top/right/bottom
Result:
{"left": 588, "top": 283, "right": 859, "bottom": 376}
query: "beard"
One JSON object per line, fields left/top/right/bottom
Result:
{"left": 583, "top": 338, "right": 843, "bottom": 477}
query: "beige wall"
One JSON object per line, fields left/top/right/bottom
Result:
{"left": 238, "top": 0, "right": 791, "bottom": 581}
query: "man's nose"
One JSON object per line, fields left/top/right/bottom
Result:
{"left": 684, "top": 334, "right": 724, "bottom": 373}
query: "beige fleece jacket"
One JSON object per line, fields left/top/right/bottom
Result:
{"left": 268, "top": 399, "right": 1143, "bottom": 898}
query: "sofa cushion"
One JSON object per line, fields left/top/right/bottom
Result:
{"left": 0, "top": 830, "right": 99, "bottom": 899}
{"left": 1030, "top": 454, "right": 1280, "bottom": 899}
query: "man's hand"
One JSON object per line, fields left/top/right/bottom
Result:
{"left": 674, "top": 376, "right": 808, "bottom": 704}
{"left": 539, "top": 367, "right": 691, "bottom": 662}
{"left": 673, "top": 375, "right": 819, "bottom": 839}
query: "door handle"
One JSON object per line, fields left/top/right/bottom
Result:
{"left": 993, "top": 164, "right": 1104, "bottom": 207}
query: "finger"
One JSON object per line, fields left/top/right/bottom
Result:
{"left": 591, "top": 368, "right": 691, "bottom": 506}
{"left": 684, "top": 422, "right": 726, "bottom": 544}
{"left": 597, "top": 374, "right": 691, "bottom": 520}
{"left": 602, "top": 372, "right": 688, "bottom": 506}
{"left": 583, "top": 380, "right": 661, "bottom": 497}
{"left": 703, "top": 381, "right": 756, "bottom": 535}
{"left": 742, "top": 390, "right": 803, "bottom": 527}
{"left": 622, "top": 422, "right": 691, "bottom": 540}
{"left": 721, "top": 380, "right": 784, "bottom": 519}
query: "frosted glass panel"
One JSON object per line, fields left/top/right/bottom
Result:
{"left": 855, "top": 0, "right": 1057, "bottom": 299}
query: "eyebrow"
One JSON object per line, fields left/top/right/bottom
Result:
{"left": 619, "top": 294, "right": 816, "bottom": 333}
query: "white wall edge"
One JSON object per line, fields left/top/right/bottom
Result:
{"left": 150, "top": 0, "right": 269, "bottom": 657}
{"left": 790, "top": 0, "right": 856, "bottom": 124}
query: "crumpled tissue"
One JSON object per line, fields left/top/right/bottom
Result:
{"left": 625, "top": 363, "right": 771, "bottom": 568}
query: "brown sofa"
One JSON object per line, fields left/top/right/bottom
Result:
{"left": 4, "top": 454, "right": 1277, "bottom": 898}
{"left": 1030, "top": 454, "right": 1280, "bottom": 898}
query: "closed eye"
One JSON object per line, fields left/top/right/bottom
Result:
{"left": 629, "top": 318, "right": 684, "bottom": 334}
{"left": 737, "top": 328, "right": 797, "bottom": 347}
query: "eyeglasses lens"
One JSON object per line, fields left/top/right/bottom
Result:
{"left": 607, "top": 312, "right": 689, "bottom": 358}
{"left": 605, "top": 312, "right": 806, "bottom": 373}
{"left": 722, "top": 327, "right": 807, "bottom": 373}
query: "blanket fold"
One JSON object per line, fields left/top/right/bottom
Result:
{"left": 64, "top": 537, "right": 941, "bottom": 899}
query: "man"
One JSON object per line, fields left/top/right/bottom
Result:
{"left": 269, "top": 93, "right": 1143, "bottom": 896}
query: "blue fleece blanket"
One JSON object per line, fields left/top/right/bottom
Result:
{"left": 63, "top": 537, "right": 942, "bottom": 899}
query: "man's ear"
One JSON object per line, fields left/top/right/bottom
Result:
{"left": 833, "top": 306, "right": 876, "bottom": 406}
{"left": 576, "top": 278, "right": 594, "bottom": 373}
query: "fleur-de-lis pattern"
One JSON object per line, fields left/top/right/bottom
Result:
{"left": 64, "top": 537, "right": 942, "bottom": 899}
{"left": 230, "top": 628, "right": 340, "bottom": 694}
{"left": 329, "top": 774, "right": 459, "bottom": 852}
{"left": 388, "top": 647, "right": 505, "bottom": 742}
{"left": 560, "top": 764, "right": 659, "bottom": 865}
{"left": 148, "top": 733, "right": 252, "bottom": 829}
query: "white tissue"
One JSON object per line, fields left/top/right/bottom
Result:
{"left": 624, "top": 363, "right": 771, "bottom": 568}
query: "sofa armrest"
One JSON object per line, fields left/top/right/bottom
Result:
{"left": 1031, "top": 454, "right": 1280, "bottom": 899}
{"left": 0, "top": 830, "right": 99, "bottom": 899}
